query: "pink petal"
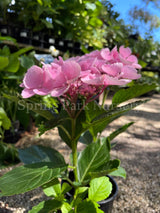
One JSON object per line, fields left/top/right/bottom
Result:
{"left": 53, "top": 56, "right": 64, "bottom": 66}
{"left": 51, "top": 86, "right": 69, "bottom": 97}
{"left": 21, "top": 88, "right": 35, "bottom": 98}
{"left": 33, "top": 88, "right": 50, "bottom": 96}
{"left": 132, "top": 63, "right": 142, "bottom": 69}
{"left": 110, "top": 46, "right": 119, "bottom": 59}
{"left": 127, "top": 55, "right": 138, "bottom": 63}
{"left": 119, "top": 46, "right": 131, "bottom": 58}
{"left": 67, "top": 56, "right": 81, "bottom": 61}
{"left": 80, "top": 70, "right": 91, "bottom": 78}
{"left": 78, "top": 58, "right": 92, "bottom": 70}
{"left": 86, "top": 50, "right": 100, "bottom": 57}
{"left": 23, "top": 65, "right": 43, "bottom": 89}
{"left": 42, "top": 64, "right": 55, "bottom": 89}
{"left": 100, "top": 48, "right": 112, "bottom": 61}
{"left": 62, "top": 61, "right": 81, "bottom": 81}
{"left": 20, "top": 83, "right": 24, "bottom": 87}
{"left": 54, "top": 72, "right": 67, "bottom": 87}
{"left": 50, "top": 63, "right": 60, "bottom": 70}
{"left": 103, "top": 75, "right": 131, "bottom": 86}
{"left": 81, "top": 74, "right": 103, "bottom": 85}
{"left": 43, "top": 64, "right": 67, "bottom": 89}
{"left": 43, "top": 65, "right": 64, "bottom": 89}
{"left": 122, "top": 66, "right": 141, "bottom": 79}
{"left": 102, "top": 63, "right": 123, "bottom": 77}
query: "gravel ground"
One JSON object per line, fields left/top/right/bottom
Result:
{"left": 0, "top": 94, "right": 160, "bottom": 213}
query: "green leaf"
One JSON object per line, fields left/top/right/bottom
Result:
{"left": 61, "top": 182, "right": 72, "bottom": 195}
{"left": 54, "top": 19, "right": 64, "bottom": 26}
{"left": 76, "top": 200, "right": 97, "bottom": 213}
{"left": 38, "top": 116, "right": 66, "bottom": 136}
{"left": 29, "top": 199, "right": 62, "bottom": 213}
{"left": 6, "top": 55, "right": 20, "bottom": 72}
{"left": 79, "top": 130, "right": 93, "bottom": 145}
{"left": 58, "top": 109, "right": 87, "bottom": 148}
{"left": 93, "top": 202, "right": 104, "bottom": 213}
{"left": 42, "top": 19, "right": 53, "bottom": 29}
{"left": 0, "top": 36, "right": 17, "bottom": 43}
{"left": 81, "top": 100, "right": 148, "bottom": 140}
{"left": 13, "top": 46, "right": 33, "bottom": 57}
{"left": 0, "top": 107, "right": 11, "bottom": 130}
{"left": 93, "top": 100, "right": 148, "bottom": 123}
{"left": 76, "top": 187, "right": 88, "bottom": 200}
{"left": 61, "top": 202, "right": 72, "bottom": 213}
{"left": 0, "top": 56, "right": 9, "bottom": 70}
{"left": 89, "top": 17, "right": 103, "bottom": 27}
{"left": 58, "top": 124, "right": 72, "bottom": 148}
{"left": 18, "top": 145, "right": 66, "bottom": 166}
{"left": 109, "top": 166, "right": 126, "bottom": 179}
{"left": 1, "top": 45, "right": 10, "bottom": 56}
{"left": 138, "top": 59, "right": 147, "bottom": 68}
{"left": 37, "top": 0, "right": 43, "bottom": 6}
{"left": 88, "top": 100, "right": 148, "bottom": 136}
{"left": 89, "top": 176, "right": 112, "bottom": 202}
{"left": 84, "top": 101, "right": 106, "bottom": 139}
{"left": 112, "top": 83, "right": 157, "bottom": 106}
{"left": 20, "top": 55, "right": 35, "bottom": 69}
{"left": 16, "top": 108, "right": 31, "bottom": 130}
{"left": 0, "top": 163, "right": 67, "bottom": 196}
{"left": 85, "top": 101, "right": 105, "bottom": 122}
{"left": 89, "top": 159, "right": 120, "bottom": 178}
{"left": 42, "top": 178, "right": 62, "bottom": 198}
{"left": 0, "top": 143, "right": 19, "bottom": 166}
{"left": 77, "top": 138, "right": 110, "bottom": 182}
{"left": 57, "top": 110, "right": 72, "bottom": 147}
{"left": 108, "top": 122, "right": 134, "bottom": 142}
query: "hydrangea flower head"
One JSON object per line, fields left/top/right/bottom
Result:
{"left": 21, "top": 46, "right": 141, "bottom": 102}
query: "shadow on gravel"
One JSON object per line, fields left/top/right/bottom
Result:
{"left": 0, "top": 208, "right": 12, "bottom": 213}
{"left": 109, "top": 125, "right": 160, "bottom": 142}
{"left": 127, "top": 110, "right": 160, "bottom": 122}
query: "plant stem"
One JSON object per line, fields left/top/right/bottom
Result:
{"left": 71, "top": 117, "right": 79, "bottom": 199}
{"left": 102, "top": 88, "right": 109, "bottom": 108}
{"left": 72, "top": 141, "right": 78, "bottom": 182}
{"left": 71, "top": 118, "right": 78, "bottom": 182}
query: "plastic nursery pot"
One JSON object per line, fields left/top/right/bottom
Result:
{"left": 63, "top": 172, "right": 118, "bottom": 213}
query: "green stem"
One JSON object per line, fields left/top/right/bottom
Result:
{"left": 68, "top": 165, "right": 75, "bottom": 170}
{"left": 71, "top": 117, "right": 79, "bottom": 199}
{"left": 102, "top": 88, "right": 109, "bottom": 108}
{"left": 71, "top": 118, "right": 78, "bottom": 181}
{"left": 72, "top": 141, "right": 78, "bottom": 182}
{"left": 64, "top": 177, "right": 75, "bottom": 187}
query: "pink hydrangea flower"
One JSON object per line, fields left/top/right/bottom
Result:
{"left": 79, "top": 46, "right": 141, "bottom": 88}
{"left": 21, "top": 46, "right": 141, "bottom": 102}
{"left": 100, "top": 46, "right": 141, "bottom": 81}
{"left": 21, "top": 60, "right": 81, "bottom": 98}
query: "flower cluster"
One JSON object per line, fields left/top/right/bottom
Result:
{"left": 21, "top": 46, "right": 141, "bottom": 101}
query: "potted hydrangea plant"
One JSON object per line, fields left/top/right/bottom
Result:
{"left": 0, "top": 46, "right": 155, "bottom": 213}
